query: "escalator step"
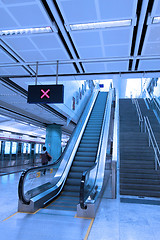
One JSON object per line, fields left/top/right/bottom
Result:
{"left": 79, "top": 143, "right": 98, "bottom": 148}
{"left": 63, "top": 185, "right": 80, "bottom": 192}
{"left": 65, "top": 179, "right": 81, "bottom": 186}
{"left": 76, "top": 152, "right": 96, "bottom": 157}
{"left": 68, "top": 172, "right": 82, "bottom": 179}
{"left": 71, "top": 166, "right": 90, "bottom": 172}
{"left": 77, "top": 147, "right": 97, "bottom": 152}
{"left": 72, "top": 161, "right": 94, "bottom": 167}
{"left": 74, "top": 156, "right": 95, "bottom": 161}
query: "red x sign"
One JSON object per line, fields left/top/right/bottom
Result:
{"left": 41, "top": 89, "right": 50, "bottom": 99}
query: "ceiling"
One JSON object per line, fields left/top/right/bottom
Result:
{"left": 0, "top": 0, "right": 159, "bottom": 136}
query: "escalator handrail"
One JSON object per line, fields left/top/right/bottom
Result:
{"left": 18, "top": 156, "right": 61, "bottom": 204}
{"left": 18, "top": 89, "right": 98, "bottom": 205}
{"left": 80, "top": 163, "right": 96, "bottom": 209}
{"left": 80, "top": 89, "right": 114, "bottom": 209}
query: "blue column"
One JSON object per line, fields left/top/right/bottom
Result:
{"left": 45, "top": 124, "right": 62, "bottom": 162}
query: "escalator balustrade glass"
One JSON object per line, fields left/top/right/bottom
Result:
{"left": 18, "top": 164, "right": 59, "bottom": 204}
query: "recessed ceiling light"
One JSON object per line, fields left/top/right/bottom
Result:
{"left": 152, "top": 17, "right": 160, "bottom": 24}
{"left": 0, "top": 26, "right": 53, "bottom": 36}
{"left": 68, "top": 19, "right": 132, "bottom": 31}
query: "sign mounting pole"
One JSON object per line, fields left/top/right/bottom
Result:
{"left": 35, "top": 61, "right": 38, "bottom": 85}
{"left": 56, "top": 60, "right": 59, "bottom": 85}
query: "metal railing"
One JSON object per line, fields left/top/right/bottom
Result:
{"left": 153, "top": 97, "right": 160, "bottom": 113}
{"left": 132, "top": 98, "right": 143, "bottom": 132}
{"left": 112, "top": 89, "right": 119, "bottom": 199}
{"left": 144, "top": 116, "right": 160, "bottom": 170}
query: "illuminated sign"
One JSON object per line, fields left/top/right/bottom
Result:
{"left": 41, "top": 89, "right": 50, "bottom": 99}
{"left": 28, "top": 84, "right": 64, "bottom": 104}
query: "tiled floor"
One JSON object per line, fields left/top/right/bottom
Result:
{"left": 0, "top": 170, "right": 160, "bottom": 240}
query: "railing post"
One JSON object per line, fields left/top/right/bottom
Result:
{"left": 149, "top": 135, "right": 151, "bottom": 147}
{"left": 155, "top": 149, "right": 158, "bottom": 171}
{"left": 144, "top": 118, "right": 146, "bottom": 133}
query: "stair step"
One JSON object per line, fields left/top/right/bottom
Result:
{"left": 120, "top": 189, "right": 160, "bottom": 197}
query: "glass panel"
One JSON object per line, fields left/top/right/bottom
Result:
{"left": 4, "top": 141, "right": 11, "bottom": 154}
{"left": 35, "top": 144, "right": 39, "bottom": 154}
{"left": 23, "top": 165, "right": 59, "bottom": 201}
{"left": 28, "top": 144, "right": 31, "bottom": 154}
{"left": 12, "top": 142, "right": 17, "bottom": 154}
{"left": 23, "top": 143, "right": 27, "bottom": 154}
{"left": 83, "top": 166, "right": 97, "bottom": 201}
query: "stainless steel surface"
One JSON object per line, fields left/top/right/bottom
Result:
{"left": 132, "top": 98, "right": 144, "bottom": 132}
{"left": 112, "top": 89, "right": 119, "bottom": 199}
{"left": 144, "top": 116, "right": 160, "bottom": 170}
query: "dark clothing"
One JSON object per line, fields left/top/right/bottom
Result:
{"left": 40, "top": 151, "right": 48, "bottom": 175}
{"left": 41, "top": 151, "right": 49, "bottom": 165}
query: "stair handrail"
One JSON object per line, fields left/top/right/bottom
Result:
{"left": 153, "top": 97, "right": 160, "bottom": 113}
{"left": 132, "top": 98, "right": 143, "bottom": 132}
{"left": 79, "top": 88, "right": 114, "bottom": 209}
{"left": 144, "top": 116, "right": 160, "bottom": 170}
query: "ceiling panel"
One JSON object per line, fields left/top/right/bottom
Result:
{"left": 60, "top": 0, "right": 97, "bottom": 23}
{"left": 8, "top": 4, "right": 49, "bottom": 27}
{"left": 142, "top": 25, "right": 160, "bottom": 56}
{"left": 58, "top": 63, "right": 76, "bottom": 74}
{"left": 0, "top": 66, "right": 29, "bottom": 75}
{"left": 4, "top": 36, "right": 36, "bottom": 51}
{"left": 1, "top": 0, "right": 34, "bottom": 4}
{"left": 102, "top": 28, "right": 132, "bottom": 45}
{"left": 78, "top": 46, "right": 104, "bottom": 58}
{"left": 139, "top": 59, "right": 160, "bottom": 70}
{"left": 142, "top": 42, "right": 160, "bottom": 55}
{"left": 0, "top": 49, "right": 15, "bottom": 63}
{"left": 154, "top": 0, "right": 160, "bottom": 15}
{"left": 146, "top": 25, "right": 160, "bottom": 42}
{"left": 0, "top": 7, "right": 18, "bottom": 29}
{"left": 105, "top": 61, "right": 128, "bottom": 72}
{"left": 98, "top": 0, "right": 138, "bottom": 20}
{"left": 83, "top": 62, "right": 106, "bottom": 72}
{"left": 104, "top": 44, "right": 130, "bottom": 57}
{"left": 42, "top": 49, "right": 69, "bottom": 61}
{"left": 10, "top": 78, "right": 29, "bottom": 90}
{"left": 32, "top": 65, "right": 56, "bottom": 75}
{"left": 71, "top": 31, "right": 101, "bottom": 47}
{"left": 18, "top": 50, "right": 45, "bottom": 61}
{"left": 30, "top": 34, "right": 61, "bottom": 50}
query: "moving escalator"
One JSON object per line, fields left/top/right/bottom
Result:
{"left": 18, "top": 89, "right": 114, "bottom": 215}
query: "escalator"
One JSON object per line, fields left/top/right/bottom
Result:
{"left": 18, "top": 90, "right": 113, "bottom": 214}
{"left": 50, "top": 92, "right": 108, "bottom": 211}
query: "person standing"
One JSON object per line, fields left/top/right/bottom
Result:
{"left": 40, "top": 146, "right": 52, "bottom": 175}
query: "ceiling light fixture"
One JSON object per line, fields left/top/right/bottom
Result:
{"left": 0, "top": 26, "right": 53, "bottom": 36}
{"left": 68, "top": 19, "right": 132, "bottom": 31}
{"left": 152, "top": 16, "right": 160, "bottom": 24}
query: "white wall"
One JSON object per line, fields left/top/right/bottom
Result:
{"left": 52, "top": 80, "right": 91, "bottom": 123}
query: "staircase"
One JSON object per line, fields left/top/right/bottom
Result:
{"left": 48, "top": 92, "right": 108, "bottom": 211}
{"left": 119, "top": 99, "right": 160, "bottom": 198}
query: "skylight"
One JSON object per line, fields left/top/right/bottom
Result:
{"left": 69, "top": 20, "right": 132, "bottom": 31}
{"left": 0, "top": 26, "right": 53, "bottom": 36}
{"left": 152, "top": 17, "right": 160, "bottom": 24}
